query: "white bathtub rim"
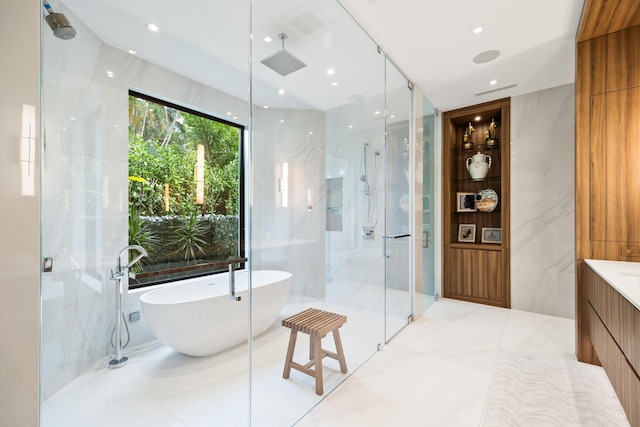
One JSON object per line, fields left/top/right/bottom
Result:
{"left": 139, "top": 269, "right": 292, "bottom": 305}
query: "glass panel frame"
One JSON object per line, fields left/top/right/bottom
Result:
{"left": 383, "top": 57, "right": 414, "bottom": 342}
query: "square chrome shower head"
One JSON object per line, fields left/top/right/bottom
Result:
{"left": 260, "top": 33, "right": 307, "bottom": 76}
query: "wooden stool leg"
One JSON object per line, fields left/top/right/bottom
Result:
{"left": 309, "top": 334, "right": 314, "bottom": 361}
{"left": 312, "top": 332, "right": 324, "bottom": 395}
{"left": 283, "top": 329, "right": 298, "bottom": 379}
{"left": 333, "top": 328, "right": 348, "bottom": 373}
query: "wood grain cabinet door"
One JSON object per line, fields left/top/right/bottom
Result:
{"left": 448, "top": 248, "right": 505, "bottom": 306}
{"left": 590, "top": 87, "right": 640, "bottom": 247}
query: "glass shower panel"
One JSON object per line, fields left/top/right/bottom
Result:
{"left": 383, "top": 58, "right": 413, "bottom": 341}
{"left": 250, "top": 0, "right": 386, "bottom": 424}
{"left": 422, "top": 95, "right": 437, "bottom": 311}
{"left": 40, "top": 1, "right": 251, "bottom": 425}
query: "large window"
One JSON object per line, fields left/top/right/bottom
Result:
{"left": 127, "top": 91, "right": 244, "bottom": 287}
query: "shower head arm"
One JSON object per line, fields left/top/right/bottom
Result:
{"left": 43, "top": 1, "right": 55, "bottom": 14}
{"left": 277, "top": 33, "right": 288, "bottom": 49}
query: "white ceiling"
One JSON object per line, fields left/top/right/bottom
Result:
{"left": 340, "top": 0, "right": 585, "bottom": 111}
{"left": 61, "top": 0, "right": 585, "bottom": 113}
{"left": 341, "top": 0, "right": 584, "bottom": 110}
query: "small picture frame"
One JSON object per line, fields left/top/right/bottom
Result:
{"left": 458, "top": 224, "right": 476, "bottom": 242}
{"left": 456, "top": 192, "right": 477, "bottom": 212}
{"left": 481, "top": 227, "right": 502, "bottom": 244}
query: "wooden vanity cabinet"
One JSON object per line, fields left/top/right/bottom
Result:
{"left": 586, "top": 264, "right": 640, "bottom": 426}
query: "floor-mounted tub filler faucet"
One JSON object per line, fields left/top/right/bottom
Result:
{"left": 109, "top": 245, "right": 148, "bottom": 368}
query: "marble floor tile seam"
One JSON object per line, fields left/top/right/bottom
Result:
{"left": 294, "top": 343, "right": 495, "bottom": 426}
{"left": 386, "top": 300, "right": 511, "bottom": 361}
{"left": 299, "top": 300, "right": 617, "bottom": 427}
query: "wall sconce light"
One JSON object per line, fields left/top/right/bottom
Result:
{"left": 307, "top": 188, "right": 313, "bottom": 211}
{"left": 21, "top": 104, "right": 36, "bottom": 197}
{"left": 195, "top": 144, "right": 205, "bottom": 205}
{"left": 279, "top": 162, "right": 289, "bottom": 208}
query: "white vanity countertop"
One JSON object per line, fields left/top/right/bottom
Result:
{"left": 585, "top": 259, "right": 640, "bottom": 311}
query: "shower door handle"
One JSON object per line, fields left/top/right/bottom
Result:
{"left": 383, "top": 234, "right": 411, "bottom": 258}
{"left": 227, "top": 257, "right": 248, "bottom": 302}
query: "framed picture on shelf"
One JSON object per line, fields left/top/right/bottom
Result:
{"left": 456, "top": 192, "right": 477, "bottom": 212}
{"left": 481, "top": 227, "right": 501, "bottom": 243}
{"left": 458, "top": 224, "right": 476, "bottom": 242}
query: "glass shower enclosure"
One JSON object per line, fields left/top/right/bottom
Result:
{"left": 39, "top": 0, "right": 416, "bottom": 425}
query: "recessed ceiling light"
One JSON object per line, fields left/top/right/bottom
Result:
{"left": 278, "top": 89, "right": 285, "bottom": 95}
{"left": 128, "top": 49, "right": 137, "bottom": 55}
{"left": 146, "top": 22, "right": 160, "bottom": 32}
{"left": 226, "top": 112, "right": 232, "bottom": 116}
{"left": 473, "top": 50, "right": 500, "bottom": 64}
{"left": 233, "top": 116, "right": 238, "bottom": 120}
{"left": 309, "top": 131, "right": 313, "bottom": 135}
{"left": 106, "top": 70, "right": 115, "bottom": 78}
{"left": 70, "top": 117, "right": 76, "bottom": 120}
{"left": 280, "top": 119, "right": 285, "bottom": 123}
{"left": 327, "top": 68, "right": 335, "bottom": 75}
{"left": 490, "top": 79, "right": 498, "bottom": 85}
{"left": 374, "top": 111, "right": 380, "bottom": 115}
{"left": 348, "top": 125, "right": 353, "bottom": 128}
{"left": 263, "top": 105, "right": 269, "bottom": 109}
{"left": 390, "top": 114, "right": 395, "bottom": 119}
{"left": 475, "top": 116, "right": 481, "bottom": 121}
{"left": 331, "top": 81, "right": 338, "bottom": 86}
{"left": 264, "top": 36, "right": 272, "bottom": 43}
{"left": 471, "top": 25, "right": 483, "bottom": 35}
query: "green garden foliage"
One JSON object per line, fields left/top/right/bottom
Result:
{"left": 128, "top": 95, "right": 241, "bottom": 271}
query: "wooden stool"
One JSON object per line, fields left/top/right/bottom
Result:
{"left": 282, "top": 308, "right": 348, "bottom": 395}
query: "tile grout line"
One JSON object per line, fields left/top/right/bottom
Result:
{"left": 476, "top": 308, "right": 511, "bottom": 427}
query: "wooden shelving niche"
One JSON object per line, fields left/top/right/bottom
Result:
{"left": 442, "top": 98, "right": 510, "bottom": 308}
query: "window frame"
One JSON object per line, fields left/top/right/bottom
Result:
{"left": 128, "top": 90, "right": 246, "bottom": 289}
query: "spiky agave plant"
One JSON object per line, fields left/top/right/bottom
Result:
{"left": 127, "top": 209, "right": 160, "bottom": 271}
{"left": 170, "top": 211, "right": 209, "bottom": 264}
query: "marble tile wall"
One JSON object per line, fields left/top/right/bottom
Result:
{"left": 510, "top": 84, "right": 575, "bottom": 319}
{"left": 325, "top": 97, "right": 386, "bottom": 290}
{"left": 251, "top": 106, "right": 327, "bottom": 302}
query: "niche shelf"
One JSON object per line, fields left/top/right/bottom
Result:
{"left": 442, "top": 98, "right": 510, "bottom": 308}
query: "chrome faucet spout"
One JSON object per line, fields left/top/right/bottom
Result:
{"left": 117, "top": 245, "right": 148, "bottom": 270}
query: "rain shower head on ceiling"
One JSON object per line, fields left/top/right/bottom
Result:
{"left": 260, "top": 33, "right": 307, "bottom": 77}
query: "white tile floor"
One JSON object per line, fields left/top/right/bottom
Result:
{"left": 42, "top": 299, "right": 630, "bottom": 427}
{"left": 299, "top": 299, "right": 630, "bottom": 427}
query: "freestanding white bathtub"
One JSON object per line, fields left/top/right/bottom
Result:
{"left": 140, "top": 270, "right": 291, "bottom": 357}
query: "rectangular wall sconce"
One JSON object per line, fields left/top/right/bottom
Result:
{"left": 20, "top": 104, "right": 36, "bottom": 197}
{"left": 279, "top": 162, "right": 289, "bottom": 207}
